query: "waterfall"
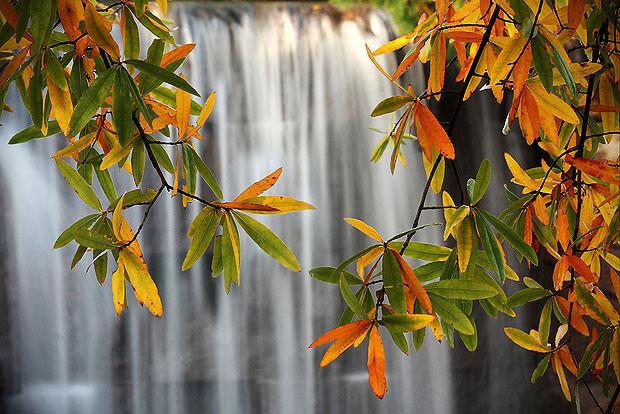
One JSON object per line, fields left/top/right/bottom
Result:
{"left": 2, "top": 2, "right": 555, "bottom": 413}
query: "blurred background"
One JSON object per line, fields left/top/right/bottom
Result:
{"left": 0, "top": 1, "right": 574, "bottom": 413}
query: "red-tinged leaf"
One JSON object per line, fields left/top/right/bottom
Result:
{"left": 558, "top": 346, "right": 578, "bottom": 376}
{"left": 367, "top": 325, "right": 387, "bottom": 399}
{"left": 414, "top": 103, "right": 455, "bottom": 159}
{"left": 566, "top": 254, "right": 597, "bottom": 283}
{"left": 567, "top": 0, "right": 585, "bottom": 31}
{"left": 520, "top": 88, "right": 541, "bottom": 144}
{"left": 213, "top": 202, "right": 279, "bottom": 212}
{"left": 565, "top": 155, "right": 620, "bottom": 185}
{"left": 390, "top": 248, "right": 433, "bottom": 314}
{"left": 556, "top": 296, "right": 589, "bottom": 336}
{"left": 309, "top": 320, "right": 372, "bottom": 348}
{"left": 58, "top": 0, "right": 84, "bottom": 41}
{"left": 234, "top": 167, "right": 283, "bottom": 201}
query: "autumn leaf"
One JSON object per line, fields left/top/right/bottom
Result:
{"left": 234, "top": 167, "right": 283, "bottom": 201}
{"left": 367, "top": 326, "right": 387, "bottom": 399}
{"left": 84, "top": 3, "right": 120, "bottom": 60}
{"left": 414, "top": 103, "right": 455, "bottom": 160}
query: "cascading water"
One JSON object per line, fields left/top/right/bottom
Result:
{"left": 0, "top": 2, "right": 560, "bottom": 414}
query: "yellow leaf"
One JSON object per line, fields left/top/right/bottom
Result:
{"left": 224, "top": 212, "right": 240, "bottom": 281}
{"left": 176, "top": 75, "right": 191, "bottom": 139}
{"left": 156, "top": 0, "right": 167, "bottom": 15}
{"left": 430, "top": 316, "right": 444, "bottom": 342}
{"left": 504, "top": 152, "right": 537, "bottom": 190}
{"left": 489, "top": 34, "right": 527, "bottom": 86}
{"left": 527, "top": 83, "right": 579, "bottom": 124}
{"left": 100, "top": 135, "right": 138, "bottom": 170}
{"left": 444, "top": 205, "right": 470, "bottom": 240}
{"left": 373, "top": 32, "right": 414, "bottom": 56}
{"left": 187, "top": 91, "right": 216, "bottom": 137}
{"left": 52, "top": 132, "right": 96, "bottom": 159}
{"left": 111, "top": 264, "right": 125, "bottom": 317}
{"left": 344, "top": 218, "right": 384, "bottom": 243}
{"left": 504, "top": 327, "right": 549, "bottom": 352}
{"left": 456, "top": 216, "right": 474, "bottom": 273}
{"left": 552, "top": 353, "right": 572, "bottom": 401}
{"left": 367, "top": 326, "right": 387, "bottom": 399}
{"left": 357, "top": 245, "right": 383, "bottom": 279}
{"left": 239, "top": 196, "right": 314, "bottom": 215}
{"left": 120, "top": 249, "right": 163, "bottom": 318}
{"left": 112, "top": 194, "right": 125, "bottom": 241}
{"left": 84, "top": 3, "right": 120, "bottom": 60}
{"left": 234, "top": 167, "right": 283, "bottom": 202}
{"left": 428, "top": 33, "right": 446, "bottom": 97}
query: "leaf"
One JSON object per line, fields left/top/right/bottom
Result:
{"left": 73, "top": 228, "right": 118, "bottom": 250}
{"left": 538, "top": 299, "right": 553, "bottom": 346}
{"left": 471, "top": 159, "right": 491, "bottom": 205}
{"left": 566, "top": 254, "right": 597, "bottom": 283}
{"left": 456, "top": 215, "right": 475, "bottom": 273}
{"left": 506, "top": 288, "right": 552, "bottom": 307}
{"left": 318, "top": 320, "right": 372, "bottom": 367}
{"left": 371, "top": 95, "right": 413, "bottom": 117}
{"left": 52, "top": 132, "right": 97, "bottom": 159}
{"left": 574, "top": 279, "right": 611, "bottom": 325}
{"left": 111, "top": 265, "right": 125, "bottom": 316}
{"left": 527, "top": 83, "right": 579, "bottom": 124}
{"left": 444, "top": 205, "right": 470, "bottom": 240}
{"left": 222, "top": 212, "right": 240, "bottom": 293}
{"left": 68, "top": 67, "right": 117, "bottom": 137}
{"left": 531, "top": 354, "right": 551, "bottom": 383}
{"left": 391, "top": 250, "right": 433, "bottom": 314}
{"left": 564, "top": 156, "right": 620, "bottom": 185}
{"left": 241, "top": 196, "right": 314, "bottom": 215}
{"left": 182, "top": 207, "right": 221, "bottom": 271}
{"left": 475, "top": 213, "right": 505, "bottom": 282}
{"left": 476, "top": 208, "right": 538, "bottom": 265}
{"left": 45, "top": 52, "right": 73, "bottom": 134}
{"left": 84, "top": 3, "right": 120, "bottom": 60}
{"left": 382, "top": 314, "right": 435, "bottom": 332}
{"left": 125, "top": 59, "right": 199, "bottom": 96}
{"left": 120, "top": 249, "right": 162, "bottom": 318}
{"left": 553, "top": 353, "right": 572, "bottom": 401}
{"left": 504, "top": 327, "right": 549, "bottom": 352}
{"left": 339, "top": 273, "right": 370, "bottom": 319}
{"left": 54, "top": 214, "right": 100, "bottom": 249}
{"left": 30, "top": 0, "right": 54, "bottom": 52}
{"left": 414, "top": 103, "right": 455, "bottom": 159}
{"left": 187, "top": 91, "right": 216, "bottom": 136}
{"left": 121, "top": 5, "right": 140, "bottom": 61}
{"left": 176, "top": 75, "right": 191, "bottom": 138}
{"left": 56, "top": 159, "right": 102, "bottom": 211}
{"left": 382, "top": 249, "right": 406, "bottom": 314}
{"left": 393, "top": 241, "right": 452, "bottom": 261}
{"left": 186, "top": 146, "right": 223, "bottom": 198}
{"left": 429, "top": 293, "right": 474, "bottom": 335}
{"left": 234, "top": 167, "right": 283, "bottom": 201}
{"left": 424, "top": 279, "right": 498, "bottom": 300}
{"left": 309, "top": 320, "right": 372, "bottom": 348}
{"left": 344, "top": 218, "right": 384, "bottom": 243}
{"left": 309, "top": 267, "right": 361, "bottom": 285}
{"left": 367, "top": 326, "right": 387, "bottom": 399}
{"left": 233, "top": 211, "right": 300, "bottom": 272}
{"left": 113, "top": 71, "right": 133, "bottom": 146}
{"left": 531, "top": 36, "right": 553, "bottom": 91}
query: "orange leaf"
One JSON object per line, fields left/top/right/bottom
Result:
{"left": 414, "top": 103, "right": 455, "bottom": 159}
{"left": 524, "top": 207, "right": 533, "bottom": 246}
{"left": 58, "top": 0, "right": 84, "bottom": 41}
{"left": 320, "top": 322, "right": 372, "bottom": 367}
{"left": 556, "top": 209, "right": 570, "bottom": 251}
{"left": 566, "top": 254, "right": 597, "bottom": 283}
{"left": 552, "top": 353, "right": 572, "bottom": 401}
{"left": 0, "top": 0, "right": 31, "bottom": 40}
{"left": 0, "top": 47, "right": 29, "bottom": 88}
{"left": 367, "top": 326, "right": 387, "bottom": 399}
{"left": 213, "top": 202, "right": 279, "bottom": 212}
{"left": 520, "top": 88, "right": 541, "bottom": 144}
{"left": 553, "top": 256, "right": 569, "bottom": 291}
{"left": 344, "top": 218, "right": 384, "bottom": 243}
{"left": 567, "top": 0, "right": 585, "bottom": 31}
{"left": 234, "top": 167, "right": 283, "bottom": 201}
{"left": 176, "top": 74, "right": 191, "bottom": 138}
{"left": 309, "top": 320, "right": 372, "bottom": 348}
{"left": 161, "top": 43, "right": 196, "bottom": 67}
{"left": 390, "top": 249, "right": 433, "bottom": 314}
{"left": 392, "top": 41, "right": 426, "bottom": 80}
{"left": 556, "top": 296, "right": 589, "bottom": 336}
{"left": 564, "top": 155, "right": 620, "bottom": 185}
{"left": 558, "top": 346, "right": 578, "bottom": 376}
{"left": 512, "top": 44, "right": 531, "bottom": 100}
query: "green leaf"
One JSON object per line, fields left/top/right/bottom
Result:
{"left": 471, "top": 159, "right": 491, "bottom": 205}
{"left": 425, "top": 279, "right": 497, "bottom": 300}
{"left": 113, "top": 70, "right": 134, "bottom": 145}
{"left": 93, "top": 250, "right": 108, "bottom": 284}
{"left": 506, "top": 287, "right": 552, "bottom": 307}
{"left": 309, "top": 267, "right": 361, "bottom": 285}
{"left": 382, "top": 314, "right": 435, "bottom": 333}
{"left": 9, "top": 120, "right": 61, "bottom": 144}
{"left": 531, "top": 36, "right": 553, "bottom": 92}
{"left": 125, "top": 59, "right": 199, "bottom": 96}
{"left": 94, "top": 166, "right": 118, "bottom": 204}
{"left": 131, "top": 141, "right": 145, "bottom": 186}
{"left": 474, "top": 213, "right": 506, "bottom": 282}
{"left": 413, "top": 261, "right": 445, "bottom": 283}
{"left": 444, "top": 205, "right": 470, "bottom": 240}
{"left": 538, "top": 299, "right": 553, "bottom": 346}
{"left": 149, "top": 143, "right": 175, "bottom": 174}
{"left": 392, "top": 241, "right": 452, "bottom": 261}
{"left": 107, "top": 188, "right": 158, "bottom": 211}
{"left": 531, "top": 354, "right": 551, "bottom": 383}
{"left": 73, "top": 229, "right": 118, "bottom": 250}
{"left": 68, "top": 68, "right": 117, "bottom": 137}
{"left": 385, "top": 326, "right": 410, "bottom": 355}
{"left": 233, "top": 212, "right": 300, "bottom": 271}
{"left": 222, "top": 213, "right": 240, "bottom": 294}
{"left": 575, "top": 279, "right": 611, "bottom": 325}
{"left": 187, "top": 146, "right": 223, "bottom": 199}
{"left": 30, "top": 0, "right": 54, "bottom": 52}
{"left": 54, "top": 214, "right": 100, "bottom": 249}
{"left": 211, "top": 235, "right": 223, "bottom": 278}
{"left": 383, "top": 250, "right": 406, "bottom": 314}
{"left": 339, "top": 273, "right": 370, "bottom": 319}
{"left": 429, "top": 293, "right": 474, "bottom": 335}
{"left": 56, "top": 159, "right": 102, "bottom": 211}
{"left": 370, "top": 95, "right": 413, "bottom": 117}
{"left": 549, "top": 39, "right": 576, "bottom": 96}
{"left": 475, "top": 208, "right": 538, "bottom": 265}
{"left": 150, "top": 86, "right": 203, "bottom": 115}
{"left": 122, "top": 6, "right": 140, "bottom": 61}
{"left": 458, "top": 315, "right": 478, "bottom": 351}
{"left": 182, "top": 207, "right": 221, "bottom": 271}
{"left": 577, "top": 331, "right": 610, "bottom": 379}
{"left": 119, "top": 66, "right": 154, "bottom": 125}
